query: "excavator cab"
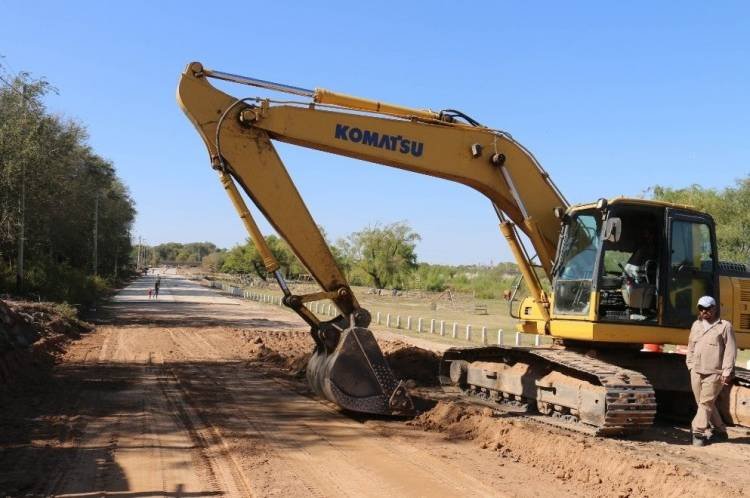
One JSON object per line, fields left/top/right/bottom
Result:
{"left": 552, "top": 199, "right": 718, "bottom": 329}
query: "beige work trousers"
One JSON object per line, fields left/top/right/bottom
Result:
{"left": 690, "top": 370, "right": 726, "bottom": 434}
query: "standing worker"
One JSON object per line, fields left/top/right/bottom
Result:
{"left": 154, "top": 276, "right": 161, "bottom": 299}
{"left": 686, "top": 295, "right": 737, "bottom": 446}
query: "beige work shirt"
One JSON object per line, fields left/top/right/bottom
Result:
{"left": 686, "top": 318, "right": 737, "bottom": 377}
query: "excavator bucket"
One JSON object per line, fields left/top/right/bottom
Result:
{"left": 306, "top": 325, "right": 414, "bottom": 416}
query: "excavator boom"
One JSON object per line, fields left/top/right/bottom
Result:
{"left": 176, "top": 62, "right": 567, "bottom": 416}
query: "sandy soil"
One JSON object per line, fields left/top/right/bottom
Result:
{"left": 1, "top": 274, "right": 749, "bottom": 497}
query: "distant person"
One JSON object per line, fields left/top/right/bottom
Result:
{"left": 147, "top": 288, "right": 153, "bottom": 299}
{"left": 686, "top": 295, "right": 737, "bottom": 446}
{"left": 154, "top": 276, "right": 161, "bottom": 299}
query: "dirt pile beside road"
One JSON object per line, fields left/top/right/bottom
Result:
{"left": 412, "top": 401, "right": 746, "bottom": 498}
{"left": 232, "top": 331, "right": 441, "bottom": 387}
{"left": 383, "top": 341, "right": 440, "bottom": 386}
{"left": 0, "top": 300, "right": 92, "bottom": 386}
{"left": 237, "top": 329, "right": 312, "bottom": 375}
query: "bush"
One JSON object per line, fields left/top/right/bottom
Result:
{"left": 22, "top": 262, "right": 112, "bottom": 309}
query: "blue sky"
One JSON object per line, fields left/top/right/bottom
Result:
{"left": 1, "top": 1, "right": 748, "bottom": 264}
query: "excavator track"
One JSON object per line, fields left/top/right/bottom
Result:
{"left": 733, "top": 367, "right": 750, "bottom": 388}
{"left": 723, "top": 366, "right": 750, "bottom": 427}
{"left": 439, "top": 346, "right": 657, "bottom": 437}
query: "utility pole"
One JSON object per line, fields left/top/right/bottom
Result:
{"left": 92, "top": 191, "right": 99, "bottom": 275}
{"left": 113, "top": 242, "right": 118, "bottom": 279}
{"left": 16, "top": 165, "right": 25, "bottom": 291}
{"left": 16, "top": 84, "right": 28, "bottom": 292}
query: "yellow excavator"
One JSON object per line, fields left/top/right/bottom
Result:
{"left": 177, "top": 62, "right": 749, "bottom": 436}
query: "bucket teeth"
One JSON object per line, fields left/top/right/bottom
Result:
{"left": 306, "top": 326, "right": 414, "bottom": 416}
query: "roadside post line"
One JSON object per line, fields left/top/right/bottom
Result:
{"left": 417, "top": 317, "right": 423, "bottom": 333}
{"left": 386, "top": 313, "right": 391, "bottom": 327}
{"left": 396, "top": 315, "right": 401, "bottom": 328}
{"left": 407, "top": 316, "right": 412, "bottom": 330}
{"left": 465, "top": 325, "right": 471, "bottom": 341}
{"left": 481, "top": 327, "right": 487, "bottom": 345}
{"left": 498, "top": 329, "right": 504, "bottom": 345}
{"left": 376, "top": 312, "right": 381, "bottom": 325}
{"left": 534, "top": 335, "right": 541, "bottom": 346}
{"left": 515, "top": 332, "right": 522, "bottom": 346}
{"left": 452, "top": 322, "right": 457, "bottom": 338}
{"left": 440, "top": 320, "right": 445, "bottom": 336}
{"left": 430, "top": 319, "right": 435, "bottom": 334}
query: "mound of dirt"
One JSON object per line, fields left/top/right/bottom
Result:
{"left": 239, "top": 329, "right": 313, "bottom": 375}
{"left": 385, "top": 345, "right": 440, "bottom": 386}
{"left": 238, "top": 332, "right": 442, "bottom": 387}
{"left": 0, "top": 300, "right": 39, "bottom": 352}
{"left": 0, "top": 300, "right": 93, "bottom": 387}
{"left": 411, "top": 401, "right": 746, "bottom": 497}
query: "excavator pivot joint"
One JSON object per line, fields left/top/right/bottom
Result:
{"left": 187, "top": 61, "right": 204, "bottom": 77}
{"left": 239, "top": 107, "right": 260, "bottom": 125}
{"left": 491, "top": 153, "right": 506, "bottom": 166}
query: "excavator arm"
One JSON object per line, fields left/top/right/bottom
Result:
{"left": 177, "top": 62, "right": 568, "bottom": 416}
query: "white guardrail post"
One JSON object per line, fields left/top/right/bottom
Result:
{"left": 481, "top": 326, "right": 487, "bottom": 345}
{"left": 407, "top": 316, "right": 412, "bottom": 330}
{"left": 452, "top": 322, "right": 457, "bottom": 338}
{"left": 440, "top": 320, "right": 445, "bottom": 336}
{"left": 498, "top": 329, "right": 503, "bottom": 345}
{"left": 430, "top": 319, "right": 435, "bottom": 334}
{"left": 465, "top": 325, "right": 471, "bottom": 341}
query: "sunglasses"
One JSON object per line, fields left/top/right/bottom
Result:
{"left": 697, "top": 306, "right": 715, "bottom": 312}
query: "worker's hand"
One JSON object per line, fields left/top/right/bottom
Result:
{"left": 721, "top": 374, "right": 732, "bottom": 386}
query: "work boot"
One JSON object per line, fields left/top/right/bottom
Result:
{"left": 710, "top": 430, "right": 729, "bottom": 443}
{"left": 692, "top": 433, "right": 708, "bottom": 447}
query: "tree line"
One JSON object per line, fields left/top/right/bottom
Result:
{"left": 652, "top": 178, "right": 750, "bottom": 264}
{"left": 171, "top": 175, "right": 750, "bottom": 299}
{"left": 148, "top": 222, "right": 520, "bottom": 299}
{"left": 0, "top": 65, "right": 135, "bottom": 306}
{"left": 137, "top": 242, "right": 218, "bottom": 266}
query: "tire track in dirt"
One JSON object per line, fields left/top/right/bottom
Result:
{"left": 46, "top": 327, "right": 222, "bottom": 496}
{"left": 155, "top": 362, "right": 253, "bottom": 497}
{"left": 161, "top": 326, "right": 503, "bottom": 496}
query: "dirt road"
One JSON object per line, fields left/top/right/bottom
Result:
{"left": 1, "top": 275, "right": 749, "bottom": 497}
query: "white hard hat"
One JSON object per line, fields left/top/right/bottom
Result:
{"left": 697, "top": 296, "right": 716, "bottom": 308}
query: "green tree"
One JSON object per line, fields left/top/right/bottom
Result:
{"left": 201, "top": 250, "right": 226, "bottom": 272}
{"left": 0, "top": 64, "right": 135, "bottom": 304}
{"left": 221, "top": 242, "right": 257, "bottom": 275}
{"left": 652, "top": 179, "right": 750, "bottom": 263}
{"left": 346, "top": 221, "right": 420, "bottom": 289}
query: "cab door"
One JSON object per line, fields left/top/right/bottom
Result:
{"left": 663, "top": 209, "right": 718, "bottom": 328}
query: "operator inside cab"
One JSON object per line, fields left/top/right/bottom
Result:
{"left": 598, "top": 215, "right": 661, "bottom": 322}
